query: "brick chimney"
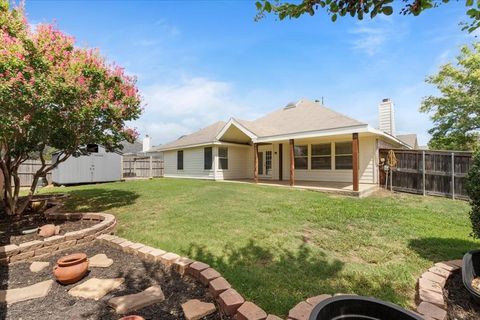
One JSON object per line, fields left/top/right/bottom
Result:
{"left": 378, "top": 98, "right": 396, "bottom": 136}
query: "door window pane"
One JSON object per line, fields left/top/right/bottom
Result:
{"left": 265, "top": 151, "right": 272, "bottom": 174}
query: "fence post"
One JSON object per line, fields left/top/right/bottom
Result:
{"left": 422, "top": 151, "right": 426, "bottom": 196}
{"left": 451, "top": 152, "right": 455, "bottom": 200}
{"left": 149, "top": 156, "right": 153, "bottom": 178}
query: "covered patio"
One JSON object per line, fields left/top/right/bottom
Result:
{"left": 223, "top": 179, "right": 378, "bottom": 197}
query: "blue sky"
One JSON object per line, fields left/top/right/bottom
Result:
{"left": 26, "top": 1, "right": 477, "bottom": 146}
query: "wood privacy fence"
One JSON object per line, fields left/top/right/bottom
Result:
{"left": 17, "top": 160, "right": 52, "bottom": 187}
{"left": 122, "top": 156, "right": 164, "bottom": 178}
{"left": 379, "top": 149, "right": 473, "bottom": 200}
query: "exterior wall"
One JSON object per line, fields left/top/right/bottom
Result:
{"left": 163, "top": 146, "right": 216, "bottom": 179}
{"left": 162, "top": 134, "right": 378, "bottom": 184}
{"left": 52, "top": 146, "right": 122, "bottom": 185}
{"left": 278, "top": 135, "right": 377, "bottom": 184}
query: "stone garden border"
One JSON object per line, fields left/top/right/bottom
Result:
{"left": 0, "top": 212, "right": 116, "bottom": 265}
{"left": 414, "top": 259, "right": 463, "bottom": 320}
{"left": 96, "top": 234, "right": 284, "bottom": 320}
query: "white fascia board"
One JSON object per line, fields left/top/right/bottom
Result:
{"left": 215, "top": 118, "right": 257, "bottom": 141}
{"left": 254, "top": 124, "right": 370, "bottom": 143}
{"left": 155, "top": 141, "right": 251, "bottom": 152}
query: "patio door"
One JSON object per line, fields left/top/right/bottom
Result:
{"left": 258, "top": 150, "right": 272, "bottom": 178}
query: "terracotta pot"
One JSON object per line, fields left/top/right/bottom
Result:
{"left": 38, "top": 224, "right": 59, "bottom": 237}
{"left": 119, "top": 316, "right": 144, "bottom": 320}
{"left": 53, "top": 253, "right": 89, "bottom": 285}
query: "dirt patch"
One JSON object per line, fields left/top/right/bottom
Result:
{"left": 444, "top": 271, "right": 480, "bottom": 320}
{"left": 0, "top": 243, "right": 229, "bottom": 320}
{"left": 0, "top": 212, "right": 97, "bottom": 246}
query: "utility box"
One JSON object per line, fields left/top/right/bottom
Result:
{"left": 52, "top": 144, "right": 122, "bottom": 185}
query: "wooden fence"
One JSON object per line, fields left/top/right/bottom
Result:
{"left": 379, "top": 149, "right": 473, "bottom": 200}
{"left": 122, "top": 156, "right": 164, "bottom": 178}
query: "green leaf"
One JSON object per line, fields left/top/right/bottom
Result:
{"left": 382, "top": 6, "right": 393, "bottom": 15}
{"left": 255, "top": 1, "right": 262, "bottom": 10}
{"left": 264, "top": 1, "right": 272, "bottom": 12}
{"left": 466, "top": 0, "right": 474, "bottom": 7}
{"left": 331, "top": 13, "right": 337, "bottom": 22}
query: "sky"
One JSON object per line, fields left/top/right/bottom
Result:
{"left": 25, "top": 0, "right": 478, "bottom": 147}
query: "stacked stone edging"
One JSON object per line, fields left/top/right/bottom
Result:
{"left": 414, "top": 259, "right": 463, "bottom": 320}
{"left": 0, "top": 212, "right": 116, "bottom": 265}
{"left": 97, "top": 234, "right": 283, "bottom": 320}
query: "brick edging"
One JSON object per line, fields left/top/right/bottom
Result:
{"left": 97, "top": 235, "right": 282, "bottom": 320}
{"left": 414, "top": 259, "right": 463, "bottom": 320}
{"left": 0, "top": 212, "right": 116, "bottom": 265}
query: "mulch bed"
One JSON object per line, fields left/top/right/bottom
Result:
{"left": 0, "top": 243, "right": 229, "bottom": 320}
{"left": 0, "top": 212, "right": 97, "bottom": 246}
{"left": 444, "top": 271, "right": 480, "bottom": 320}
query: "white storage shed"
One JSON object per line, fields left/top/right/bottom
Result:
{"left": 52, "top": 144, "right": 122, "bottom": 185}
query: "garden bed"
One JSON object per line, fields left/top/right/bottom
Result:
{"left": 0, "top": 213, "right": 96, "bottom": 246}
{"left": 0, "top": 243, "right": 227, "bottom": 320}
{"left": 444, "top": 271, "right": 480, "bottom": 320}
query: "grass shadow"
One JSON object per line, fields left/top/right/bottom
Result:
{"left": 60, "top": 188, "right": 139, "bottom": 212}
{"left": 186, "top": 239, "right": 345, "bottom": 316}
{"left": 408, "top": 237, "right": 480, "bottom": 262}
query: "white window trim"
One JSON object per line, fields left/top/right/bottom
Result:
{"left": 218, "top": 146, "right": 229, "bottom": 171}
{"left": 310, "top": 142, "right": 333, "bottom": 171}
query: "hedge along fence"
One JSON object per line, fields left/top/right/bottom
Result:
{"left": 379, "top": 149, "right": 473, "bottom": 200}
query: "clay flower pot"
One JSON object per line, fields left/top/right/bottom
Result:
{"left": 53, "top": 253, "right": 89, "bottom": 285}
{"left": 38, "top": 224, "right": 60, "bottom": 237}
{"left": 119, "top": 316, "right": 144, "bottom": 320}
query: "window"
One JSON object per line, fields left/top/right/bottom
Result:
{"left": 294, "top": 145, "right": 308, "bottom": 169}
{"left": 265, "top": 151, "right": 272, "bottom": 174}
{"left": 311, "top": 143, "right": 331, "bottom": 170}
{"left": 177, "top": 150, "right": 183, "bottom": 170}
{"left": 218, "top": 147, "right": 228, "bottom": 170}
{"left": 86, "top": 144, "right": 99, "bottom": 153}
{"left": 335, "top": 142, "right": 353, "bottom": 170}
{"left": 204, "top": 147, "right": 212, "bottom": 170}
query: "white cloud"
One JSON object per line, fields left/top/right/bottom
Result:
{"left": 133, "top": 77, "right": 260, "bottom": 145}
{"left": 350, "top": 26, "right": 387, "bottom": 56}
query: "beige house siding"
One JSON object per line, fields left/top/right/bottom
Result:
{"left": 163, "top": 134, "right": 378, "bottom": 184}
{"left": 163, "top": 147, "right": 216, "bottom": 179}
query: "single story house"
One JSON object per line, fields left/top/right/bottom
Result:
{"left": 153, "top": 99, "right": 413, "bottom": 194}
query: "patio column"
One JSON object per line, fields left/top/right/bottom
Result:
{"left": 352, "top": 133, "right": 359, "bottom": 192}
{"left": 254, "top": 143, "right": 259, "bottom": 183}
{"left": 289, "top": 139, "right": 295, "bottom": 186}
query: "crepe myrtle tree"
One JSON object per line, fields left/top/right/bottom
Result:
{"left": 255, "top": 0, "right": 480, "bottom": 32}
{"left": 0, "top": 1, "right": 142, "bottom": 216}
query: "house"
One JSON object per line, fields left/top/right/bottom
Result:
{"left": 151, "top": 99, "right": 413, "bottom": 194}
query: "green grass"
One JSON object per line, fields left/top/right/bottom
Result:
{"left": 40, "top": 178, "right": 476, "bottom": 316}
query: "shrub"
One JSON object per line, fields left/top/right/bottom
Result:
{"left": 467, "top": 149, "right": 480, "bottom": 238}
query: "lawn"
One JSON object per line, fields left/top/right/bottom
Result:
{"left": 41, "top": 178, "right": 475, "bottom": 316}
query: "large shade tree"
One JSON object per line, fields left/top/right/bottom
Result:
{"left": 420, "top": 43, "right": 480, "bottom": 151}
{"left": 0, "top": 1, "right": 142, "bottom": 216}
{"left": 256, "top": 0, "right": 480, "bottom": 32}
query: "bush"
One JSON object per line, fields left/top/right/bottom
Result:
{"left": 467, "top": 149, "right": 480, "bottom": 238}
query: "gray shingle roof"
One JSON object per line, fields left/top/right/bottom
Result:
{"left": 157, "top": 99, "right": 367, "bottom": 150}
{"left": 118, "top": 140, "right": 143, "bottom": 155}
{"left": 157, "top": 121, "right": 226, "bottom": 151}
{"left": 397, "top": 134, "right": 418, "bottom": 149}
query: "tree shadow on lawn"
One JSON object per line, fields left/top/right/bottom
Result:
{"left": 408, "top": 237, "right": 480, "bottom": 262}
{"left": 60, "top": 188, "right": 139, "bottom": 212}
{"left": 186, "top": 240, "right": 405, "bottom": 316}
